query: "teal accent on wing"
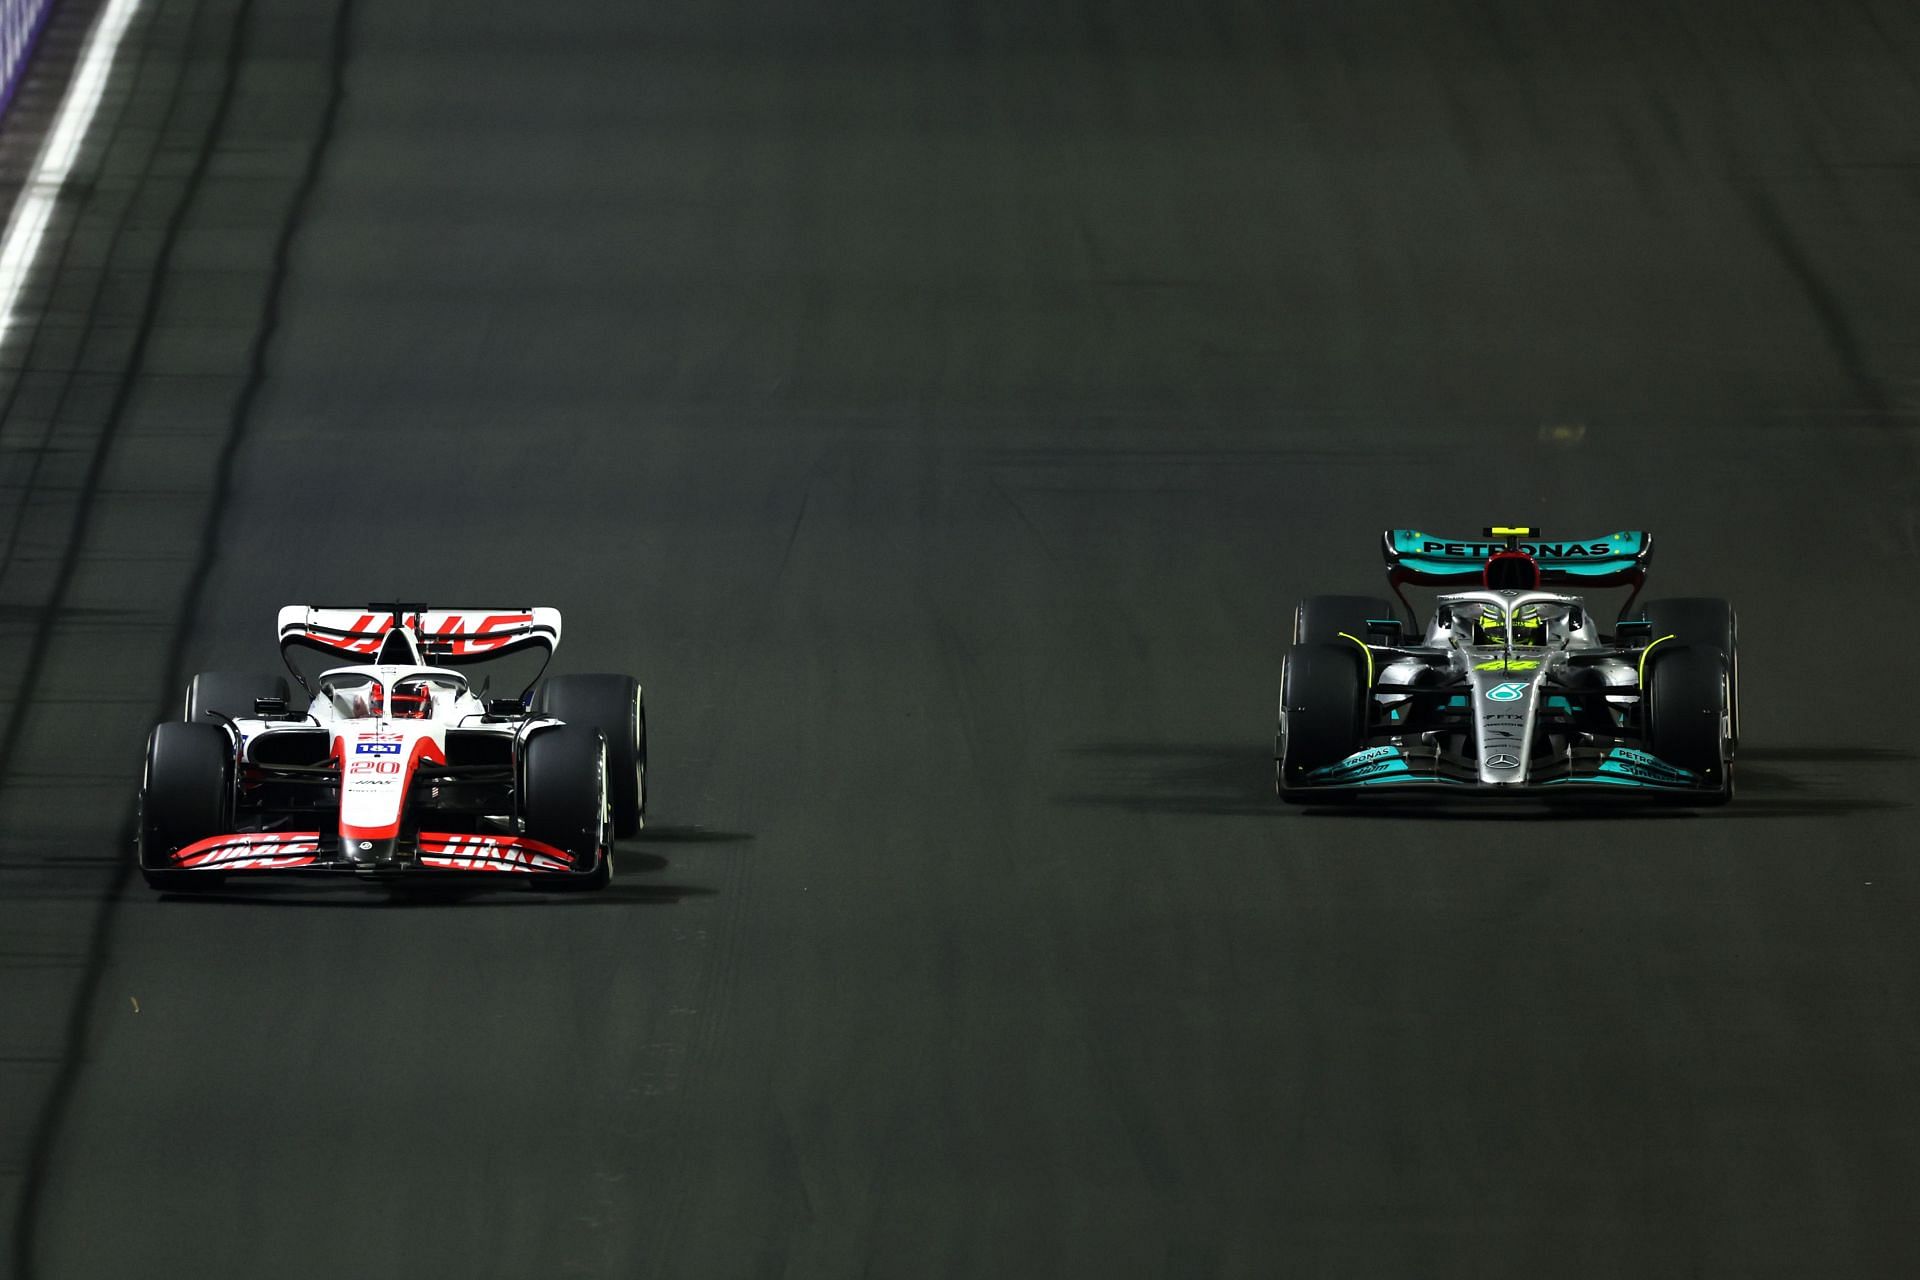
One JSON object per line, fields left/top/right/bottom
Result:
{"left": 1554, "top": 559, "right": 1642, "bottom": 577}
{"left": 1397, "top": 554, "right": 1644, "bottom": 578}
{"left": 1306, "top": 744, "right": 1410, "bottom": 782}
{"left": 1395, "top": 557, "right": 1481, "bottom": 578}
{"left": 1387, "top": 530, "right": 1647, "bottom": 574}
{"left": 1597, "top": 746, "right": 1696, "bottom": 783}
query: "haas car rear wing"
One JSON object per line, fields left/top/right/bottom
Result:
{"left": 277, "top": 604, "right": 562, "bottom": 682}
{"left": 1382, "top": 527, "right": 1652, "bottom": 612}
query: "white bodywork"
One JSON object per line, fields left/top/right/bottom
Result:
{"left": 306, "top": 664, "right": 481, "bottom": 852}
{"left": 183, "top": 607, "right": 594, "bottom": 872}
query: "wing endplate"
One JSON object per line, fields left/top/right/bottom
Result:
{"left": 1381, "top": 530, "right": 1650, "bottom": 587}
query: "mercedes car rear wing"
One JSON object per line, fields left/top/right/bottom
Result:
{"left": 1382, "top": 527, "right": 1651, "bottom": 612}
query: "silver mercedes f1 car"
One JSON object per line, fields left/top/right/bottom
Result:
{"left": 1275, "top": 528, "right": 1737, "bottom": 803}
{"left": 137, "top": 604, "right": 646, "bottom": 891}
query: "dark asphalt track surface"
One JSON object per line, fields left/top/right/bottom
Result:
{"left": 3, "top": 2, "right": 1919, "bottom": 1276}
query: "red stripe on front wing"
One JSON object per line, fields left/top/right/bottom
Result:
{"left": 174, "top": 831, "right": 323, "bottom": 868}
{"left": 416, "top": 832, "right": 576, "bottom": 872}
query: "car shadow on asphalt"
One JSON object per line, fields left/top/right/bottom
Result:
{"left": 1053, "top": 742, "right": 1281, "bottom": 817}
{"left": 632, "top": 824, "right": 756, "bottom": 843}
{"left": 1735, "top": 746, "right": 1916, "bottom": 764}
{"left": 1053, "top": 741, "right": 1912, "bottom": 822}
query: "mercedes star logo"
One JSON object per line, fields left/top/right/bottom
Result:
{"left": 1485, "top": 754, "right": 1521, "bottom": 770}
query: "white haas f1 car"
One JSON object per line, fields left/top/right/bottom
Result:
{"left": 138, "top": 605, "right": 645, "bottom": 890}
{"left": 1276, "top": 528, "right": 1738, "bottom": 802}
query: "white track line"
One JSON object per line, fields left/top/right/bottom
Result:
{"left": 0, "top": 0, "right": 146, "bottom": 345}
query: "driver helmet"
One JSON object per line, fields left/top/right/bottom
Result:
{"left": 390, "top": 679, "right": 433, "bottom": 720}
{"left": 1477, "top": 604, "right": 1545, "bottom": 646}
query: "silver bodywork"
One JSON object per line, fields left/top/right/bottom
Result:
{"left": 1381, "top": 589, "right": 1631, "bottom": 787}
{"left": 1280, "top": 588, "right": 1731, "bottom": 797}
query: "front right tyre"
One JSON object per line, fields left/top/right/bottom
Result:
{"left": 1275, "top": 641, "right": 1368, "bottom": 802}
{"left": 1293, "top": 594, "right": 1399, "bottom": 645}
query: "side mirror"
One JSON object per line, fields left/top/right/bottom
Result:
{"left": 253, "top": 696, "right": 289, "bottom": 717}
{"left": 1364, "top": 616, "right": 1404, "bottom": 643}
{"left": 486, "top": 698, "right": 525, "bottom": 718}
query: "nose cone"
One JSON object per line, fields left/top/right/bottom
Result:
{"left": 345, "top": 835, "right": 398, "bottom": 864}
{"left": 1470, "top": 668, "right": 1542, "bottom": 785}
{"left": 335, "top": 726, "right": 445, "bottom": 861}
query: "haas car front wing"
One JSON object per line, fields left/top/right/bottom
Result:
{"left": 159, "top": 830, "right": 597, "bottom": 878}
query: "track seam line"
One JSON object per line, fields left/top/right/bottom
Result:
{"left": 0, "top": 6, "right": 186, "bottom": 591}
{"left": 0, "top": 0, "right": 146, "bottom": 345}
{"left": 7, "top": 0, "right": 357, "bottom": 1273}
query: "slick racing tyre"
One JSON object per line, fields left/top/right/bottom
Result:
{"left": 524, "top": 725, "right": 612, "bottom": 890}
{"left": 139, "top": 721, "right": 234, "bottom": 890}
{"left": 1643, "top": 643, "right": 1733, "bottom": 804}
{"left": 184, "top": 671, "right": 293, "bottom": 723}
{"left": 1276, "top": 641, "right": 1368, "bottom": 801}
{"left": 1631, "top": 598, "right": 1738, "bottom": 753}
{"left": 1293, "top": 595, "right": 1399, "bottom": 645}
{"left": 533, "top": 674, "right": 645, "bottom": 838}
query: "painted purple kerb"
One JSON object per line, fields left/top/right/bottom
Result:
{"left": 0, "top": 0, "right": 56, "bottom": 121}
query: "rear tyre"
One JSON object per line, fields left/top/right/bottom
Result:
{"left": 139, "top": 721, "right": 234, "bottom": 890}
{"left": 1293, "top": 595, "right": 1398, "bottom": 645}
{"left": 533, "top": 674, "right": 645, "bottom": 838}
{"left": 524, "top": 726, "right": 611, "bottom": 890}
{"left": 1632, "top": 598, "right": 1738, "bottom": 753}
{"left": 1276, "top": 642, "right": 1368, "bottom": 801}
{"left": 1644, "top": 643, "right": 1732, "bottom": 804}
{"left": 184, "top": 671, "right": 293, "bottom": 723}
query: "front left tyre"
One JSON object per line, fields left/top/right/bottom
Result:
{"left": 1643, "top": 642, "right": 1733, "bottom": 805}
{"left": 523, "top": 725, "right": 612, "bottom": 890}
{"left": 138, "top": 721, "right": 234, "bottom": 890}
{"left": 533, "top": 674, "right": 645, "bottom": 838}
{"left": 1631, "top": 598, "right": 1738, "bottom": 754}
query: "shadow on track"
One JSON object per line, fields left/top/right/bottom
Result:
{"left": 1737, "top": 746, "right": 1917, "bottom": 764}
{"left": 632, "top": 825, "right": 756, "bottom": 844}
{"left": 1053, "top": 741, "right": 1279, "bottom": 817}
{"left": 1712, "top": 764, "right": 1911, "bottom": 820}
